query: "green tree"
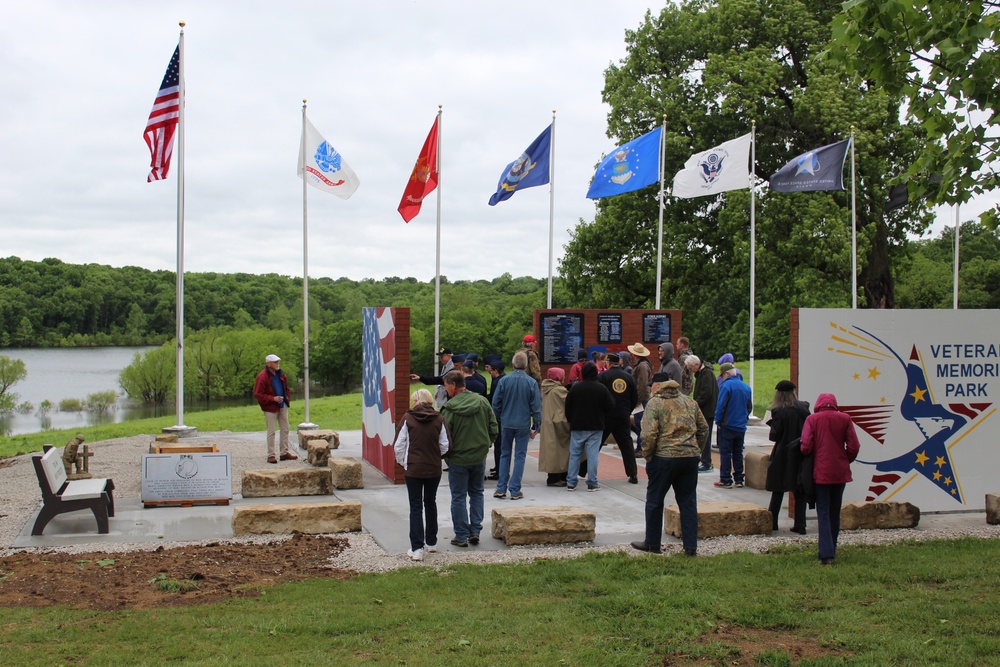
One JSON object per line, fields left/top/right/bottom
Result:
{"left": 312, "top": 319, "right": 364, "bottom": 391}
{"left": 561, "top": 0, "right": 929, "bottom": 359}
{"left": 0, "top": 355, "right": 27, "bottom": 398}
{"left": 895, "top": 222, "right": 1000, "bottom": 308}
{"left": 119, "top": 346, "right": 174, "bottom": 406}
{"left": 829, "top": 1, "right": 1000, "bottom": 223}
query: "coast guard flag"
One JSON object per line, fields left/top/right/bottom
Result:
{"left": 143, "top": 45, "right": 180, "bottom": 182}
{"left": 672, "top": 133, "right": 751, "bottom": 199}
{"left": 768, "top": 139, "right": 850, "bottom": 193}
{"left": 586, "top": 127, "right": 662, "bottom": 199}
{"left": 297, "top": 118, "right": 360, "bottom": 199}
{"left": 398, "top": 118, "right": 440, "bottom": 222}
{"left": 488, "top": 125, "right": 552, "bottom": 205}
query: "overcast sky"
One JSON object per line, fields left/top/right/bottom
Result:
{"left": 1, "top": 1, "right": 990, "bottom": 287}
{"left": 0, "top": 0, "right": 666, "bottom": 283}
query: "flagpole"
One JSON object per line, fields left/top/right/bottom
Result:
{"left": 300, "top": 101, "right": 316, "bottom": 430}
{"left": 433, "top": 105, "right": 443, "bottom": 376}
{"left": 168, "top": 21, "right": 191, "bottom": 435}
{"left": 954, "top": 203, "right": 960, "bottom": 309}
{"left": 749, "top": 121, "right": 756, "bottom": 416}
{"left": 655, "top": 115, "right": 666, "bottom": 310}
{"left": 851, "top": 127, "right": 857, "bottom": 309}
{"left": 547, "top": 110, "right": 556, "bottom": 309}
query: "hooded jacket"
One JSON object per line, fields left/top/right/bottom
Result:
{"left": 442, "top": 389, "right": 499, "bottom": 467}
{"left": 564, "top": 364, "right": 614, "bottom": 431}
{"left": 640, "top": 380, "right": 708, "bottom": 459}
{"left": 658, "top": 343, "right": 682, "bottom": 384}
{"left": 800, "top": 393, "right": 860, "bottom": 484}
{"left": 394, "top": 403, "right": 449, "bottom": 478}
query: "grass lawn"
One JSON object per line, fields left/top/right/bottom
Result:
{"left": 2, "top": 538, "right": 998, "bottom": 665}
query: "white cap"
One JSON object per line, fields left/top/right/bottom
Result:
{"left": 265, "top": 354, "right": 281, "bottom": 363}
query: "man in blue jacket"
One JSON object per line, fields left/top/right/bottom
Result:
{"left": 491, "top": 351, "right": 542, "bottom": 500}
{"left": 714, "top": 362, "right": 752, "bottom": 488}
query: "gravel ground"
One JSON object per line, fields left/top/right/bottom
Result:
{"left": 3, "top": 433, "right": 999, "bottom": 572}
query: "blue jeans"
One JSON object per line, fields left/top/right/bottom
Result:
{"left": 497, "top": 427, "right": 530, "bottom": 495}
{"left": 716, "top": 426, "right": 746, "bottom": 484}
{"left": 404, "top": 475, "right": 440, "bottom": 551}
{"left": 815, "top": 483, "right": 846, "bottom": 560}
{"left": 448, "top": 462, "right": 485, "bottom": 541}
{"left": 644, "top": 456, "right": 699, "bottom": 552}
{"left": 567, "top": 430, "right": 602, "bottom": 488}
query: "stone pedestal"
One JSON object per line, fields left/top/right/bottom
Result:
{"left": 232, "top": 501, "right": 361, "bottom": 536}
{"left": 491, "top": 506, "right": 596, "bottom": 545}
{"left": 330, "top": 457, "right": 364, "bottom": 489}
{"left": 241, "top": 468, "right": 333, "bottom": 498}
{"left": 665, "top": 501, "right": 772, "bottom": 539}
{"left": 840, "top": 501, "right": 920, "bottom": 530}
{"left": 307, "top": 440, "right": 332, "bottom": 466}
{"left": 744, "top": 448, "right": 770, "bottom": 490}
{"left": 986, "top": 494, "right": 1000, "bottom": 524}
{"left": 298, "top": 429, "right": 339, "bottom": 450}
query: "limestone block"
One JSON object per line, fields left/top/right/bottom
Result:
{"left": 307, "top": 440, "right": 331, "bottom": 467}
{"left": 665, "top": 501, "right": 771, "bottom": 539}
{"left": 491, "top": 506, "right": 596, "bottom": 545}
{"left": 297, "top": 429, "right": 340, "bottom": 450}
{"left": 744, "top": 449, "right": 770, "bottom": 490}
{"left": 840, "top": 501, "right": 920, "bottom": 530}
{"left": 232, "top": 501, "right": 361, "bottom": 536}
{"left": 987, "top": 494, "right": 1000, "bottom": 525}
{"left": 330, "top": 456, "right": 364, "bottom": 489}
{"left": 155, "top": 433, "right": 179, "bottom": 444}
{"left": 241, "top": 468, "right": 333, "bottom": 498}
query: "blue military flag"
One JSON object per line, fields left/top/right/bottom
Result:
{"left": 768, "top": 139, "right": 851, "bottom": 193}
{"left": 488, "top": 125, "right": 552, "bottom": 206}
{"left": 586, "top": 127, "right": 662, "bottom": 199}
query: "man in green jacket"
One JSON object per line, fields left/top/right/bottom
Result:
{"left": 441, "top": 370, "right": 499, "bottom": 547}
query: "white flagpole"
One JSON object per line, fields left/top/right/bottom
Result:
{"left": 433, "top": 105, "right": 443, "bottom": 376}
{"left": 547, "top": 111, "right": 556, "bottom": 309}
{"left": 851, "top": 128, "right": 857, "bottom": 309}
{"left": 300, "top": 101, "right": 316, "bottom": 429}
{"left": 655, "top": 115, "right": 666, "bottom": 310}
{"left": 749, "top": 121, "right": 756, "bottom": 415}
{"left": 954, "top": 203, "right": 961, "bottom": 309}
{"left": 169, "top": 21, "right": 189, "bottom": 434}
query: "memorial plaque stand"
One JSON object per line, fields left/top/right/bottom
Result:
{"left": 141, "top": 452, "right": 233, "bottom": 509}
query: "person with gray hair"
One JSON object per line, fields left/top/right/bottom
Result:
{"left": 686, "top": 354, "right": 718, "bottom": 473}
{"left": 491, "top": 350, "right": 542, "bottom": 500}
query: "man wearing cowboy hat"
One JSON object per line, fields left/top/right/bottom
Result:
{"left": 627, "top": 342, "right": 653, "bottom": 455}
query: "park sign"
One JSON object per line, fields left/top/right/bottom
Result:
{"left": 794, "top": 309, "right": 1000, "bottom": 512}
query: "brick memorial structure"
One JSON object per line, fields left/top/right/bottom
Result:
{"left": 361, "top": 307, "right": 410, "bottom": 484}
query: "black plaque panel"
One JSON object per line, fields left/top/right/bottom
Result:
{"left": 642, "top": 313, "right": 672, "bottom": 345}
{"left": 540, "top": 313, "right": 584, "bottom": 364}
{"left": 596, "top": 313, "right": 623, "bottom": 344}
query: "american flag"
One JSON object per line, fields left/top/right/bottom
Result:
{"left": 362, "top": 307, "right": 397, "bottom": 449}
{"left": 144, "top": 45, "right": 180, "bottom": 182}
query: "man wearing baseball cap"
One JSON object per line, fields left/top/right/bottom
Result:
{"left": 254, "top": 353, "right": 295, "bottom": 464}
{"left": 519, "top": 334, "right": 542, "bottom": 386}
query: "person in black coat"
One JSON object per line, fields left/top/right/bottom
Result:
{"left": 765, "top": 380, "right": 811, "bottom": 534}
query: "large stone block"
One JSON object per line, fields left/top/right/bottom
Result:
{"left": 665, "top": 501, "right": 771, "bottom": 539}
{"left": 241, "top": 468, "right": 333, "bottom": 498}
{"left": 297, "top": 429, "right": 340, "bottom": 450}
{"left": 987, "top": 494, "right": 1000, "bottom": 525}
{"left": 330, "top": 456, "right": 364, "bottom": 489}
{"left": 307, "top": 440, "right": 331, "bottom": 467}
{"left": 840, "top": 501, "right": 920, "bottom": 530}
{"left": 744, "top": 449, "right": 770, "bottom": 490}
{"left": 231, "top": 501, "right": 361, "bottom": 536}
{"left": 491, "top": 506, "right": 595, "bottom": 545}
{"left": 155, "top": 433, "right": 179, "bottom": 444}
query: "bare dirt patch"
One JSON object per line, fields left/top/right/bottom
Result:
{"left": 0, "top": 534, "right": 353, "bottom": 610}
{"left": 663, "top": 624, "right": 851, "bottom": 666}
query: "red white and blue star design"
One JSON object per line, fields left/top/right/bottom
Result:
{"left": 362, "top": 307, "right": 396, "bottom": 450}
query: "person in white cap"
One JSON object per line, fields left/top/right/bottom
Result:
{"left": 253, "top": 353, "right": 295, "bottom": 463}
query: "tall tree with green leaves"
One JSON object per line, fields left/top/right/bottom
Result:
{"left": 561, "top": 0, "right": 931, "bottom": 359}
{"left": 829, "top": 0, "right": 1000, "bottom": 223}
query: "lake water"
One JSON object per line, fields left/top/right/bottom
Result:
{"left": 0, "top": 347, "right": 182, "bottom": 437}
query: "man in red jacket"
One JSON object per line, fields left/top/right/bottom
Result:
{"left": 254, "top": 354, "right": 295, "bottom": 464}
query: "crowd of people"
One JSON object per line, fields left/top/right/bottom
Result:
{"left": 383, "top": 333, "right": 859, "bottom": 564}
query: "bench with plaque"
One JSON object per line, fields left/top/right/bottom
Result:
{"left": 141, "top": 452, "right": 232, "bottom": 508}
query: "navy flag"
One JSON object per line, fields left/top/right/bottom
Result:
{"left": 587, "top": 127, "right": 662, "bottom": 199}
{"left": 488, "top": 125, "right": 552, "bottom": 206}
{"left": 768, "top": 138, "right": 851, "bottom": 193}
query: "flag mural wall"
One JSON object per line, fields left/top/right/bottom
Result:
{"left": 794, "top": 309, "right": 1000, "bottom": 511}
{"left": 362, "top": 307, "right": 410, "bottom": 482}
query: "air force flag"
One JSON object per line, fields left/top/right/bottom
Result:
{"left": 298, "top": 118, "right": 360, "bottom": 199}
{"left": 488, "top": 124, "right": 552, "bottom": 206}
{"left": 768, "top": 138, "right": 850, "bottom": 193}
{"left": 586, "top": 127, "right": 662, "bottom": 199}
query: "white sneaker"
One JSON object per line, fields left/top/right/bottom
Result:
{"left": 406, "top": 548, "right": 424, "bottom": 561}
{"left": 425, "top": 544, "right": 437, "bottom": 553}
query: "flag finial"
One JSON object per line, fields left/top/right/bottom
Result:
{"left": 179, "top": 21, "right": 186, "bottom": 27}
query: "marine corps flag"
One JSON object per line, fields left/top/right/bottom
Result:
{"left": 768, "top": 139, "right": 850, "bottom": 193}
{"left": 398, "top": 117, "right": 440, "bottom": 223}
{"left": 488, "top": 124, "right": 552, "bottom": 205}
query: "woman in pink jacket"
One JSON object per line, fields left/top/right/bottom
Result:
{"left": 800, "top": 393, "right": 860, "bottom": 565}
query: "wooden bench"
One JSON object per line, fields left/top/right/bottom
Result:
{"left": 31, "top": 445, "right": 115, "bottom": 535}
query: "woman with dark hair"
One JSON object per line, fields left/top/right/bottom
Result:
{"left": 765, "top": 380, "right": 811, "bottom": 534}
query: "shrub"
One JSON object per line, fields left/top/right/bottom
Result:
{"left": 85, "top": 391, "right": 119, "bottom": 414}
{"left": 59, "top": 398, "right": 84, "bottom": 413}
